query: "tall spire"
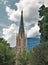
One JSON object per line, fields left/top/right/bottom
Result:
{"left": 16, "top": 11, "right": 27, "bottom": 65}
{"left": 19, "top": 10, "right": 25, "bottom": 37}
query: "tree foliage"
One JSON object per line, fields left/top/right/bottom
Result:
{"left": 0, "top": 38, "right": 16, "bottom": 65}
{"left": 30, "top": 42, "right": 48, "bottom": 65}
{"left": 38, "top": 4, "right": 48, "bottom": 43}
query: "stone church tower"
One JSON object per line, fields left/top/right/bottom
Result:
{"left": 16, "top": 11, "right": 27, "bottom": 56}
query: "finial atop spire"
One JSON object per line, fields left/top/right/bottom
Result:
{"left": 21, "top": 10, "right": 23, "bottom": 23}
{"left": 21, "top": 10, "right": 23, "bottom": 15}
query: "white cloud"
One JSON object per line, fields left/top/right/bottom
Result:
{"left": 5, "top": 0, "right": 48, "bottom": 25}
{"left": 2, "top": 23, "right": 19, "bottom": 47}
{"left": 27, "top": 24, "right": 40, "bottom": 38}
{"left": 6, "top": 0, "right": 39, "bottom": 22}
{"left": 6, "top": 0, "right": 48, "bottom": 23}
{"left": 39, "top": 0, "right": 48, "bottom": 7}
{"left": 6, "top": 6, "right": 21, "bottom": 22}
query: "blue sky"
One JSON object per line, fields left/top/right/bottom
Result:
{"left": 0, "top": 0, "right": 48, "bottom": 47}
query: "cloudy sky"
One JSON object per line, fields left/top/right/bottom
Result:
{"left": 0, "top": 0, "right": 48, "bottom": 47}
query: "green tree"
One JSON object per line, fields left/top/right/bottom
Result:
{"left": 38, "top": 4, "right": 48, "bottom": 43}
{"left": 30, "top": 42, "right": 48, "bottom": 65}
{"left": 0, "top": 38, "right": 16, "bottom": 65}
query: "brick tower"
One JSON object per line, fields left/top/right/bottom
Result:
{"left": 16, "top": 11, "right": 27, "bottom": 56}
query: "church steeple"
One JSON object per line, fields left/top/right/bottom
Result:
{"left": 19, "top": 11, "right": 25, "bottom": 37}
{"left": 16, "top": 10, "right": 27, "bottom": 55}
{"left": 16, "top": 10, "right": 27, "bottom": 65}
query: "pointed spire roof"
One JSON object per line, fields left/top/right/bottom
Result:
{"left": 19, "top": 10, "right": 25, "bottom": 37}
